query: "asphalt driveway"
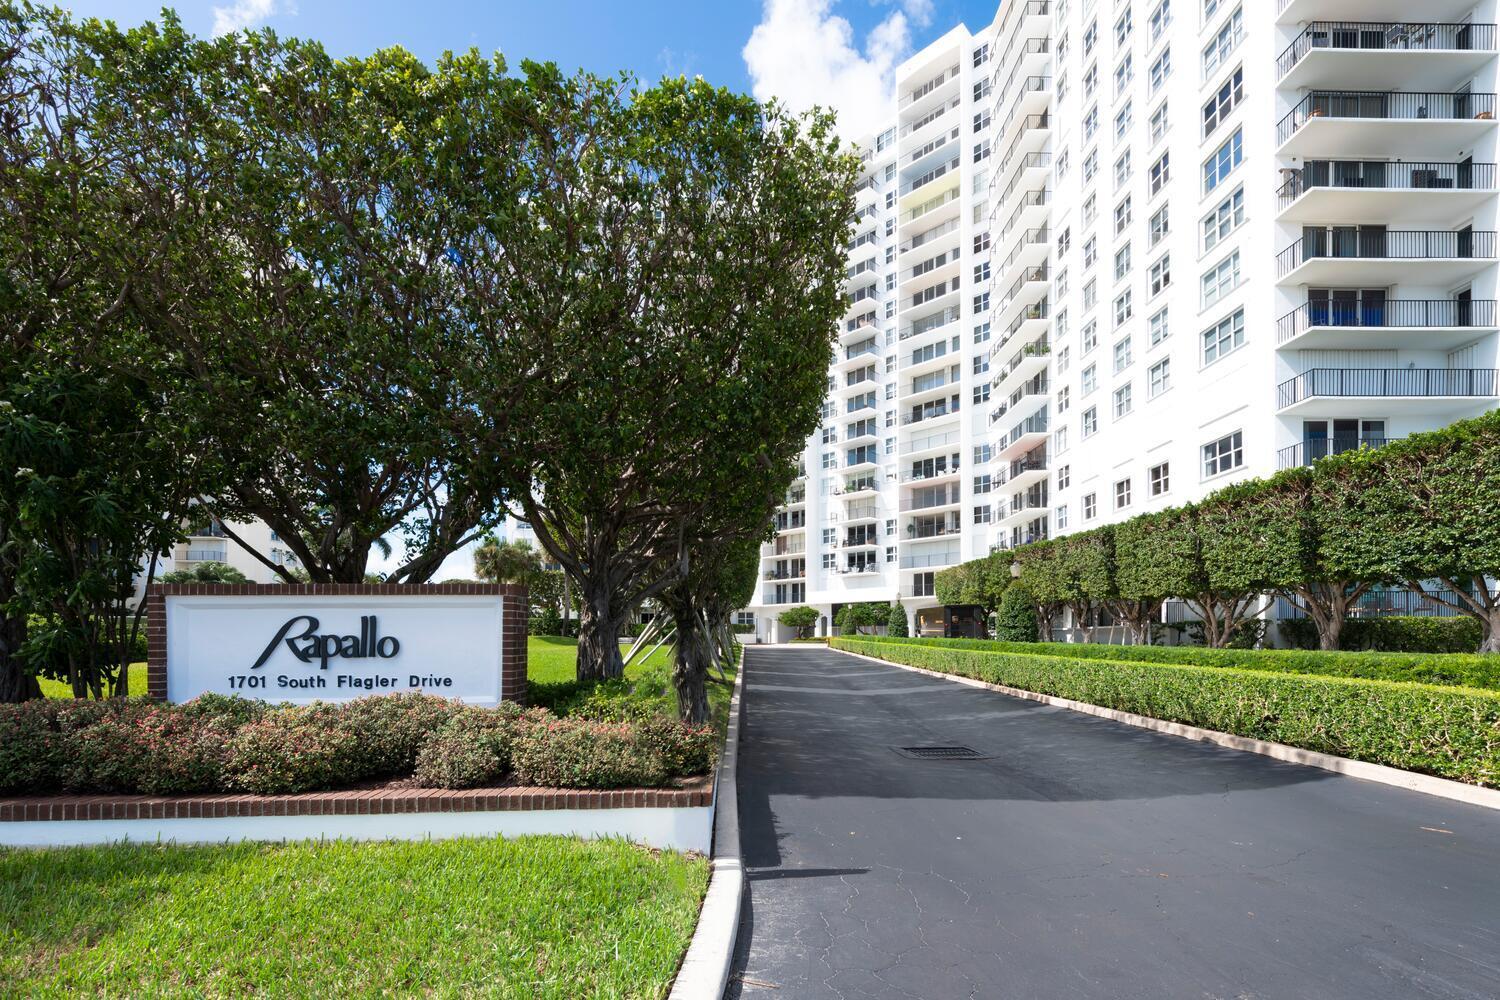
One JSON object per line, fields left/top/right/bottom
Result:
{"left": 726, "top": 644, "right": 1500, "bottom": 999}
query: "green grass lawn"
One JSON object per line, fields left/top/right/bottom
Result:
{"left": 0, "top": 835, "right": 707, "bottom": 999}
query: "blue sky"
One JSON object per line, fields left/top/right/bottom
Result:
{"left": 63, "top": 1, "right": 1001, "bottom": 137}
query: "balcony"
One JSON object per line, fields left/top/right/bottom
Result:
{"left": 991, "top": 336, "right": 1050, "bottom": 397}
{"left": 843, "top": 504, "right": 879, "bottom": 522}
{"left": 1279, "top": 0, "right": 1478, "bottom": 25}
{"left": 1277, "top": 228, "right": 1495, "bottom": 284}
{"left": 1276, "top": 436, "right": 1398, "bottom": 469}
{"left": 1277, "top": 298, "right": 1497, "bottom": 349}
{"left": 762, "top": 569, "right": 806, "bottom": 582}
{"left": 899, "top": 428, "right": 960, "bottom": 457}
{"left": 1278, "top": 22, "right": 1496, "bottom": 90}
{"left": 901, "top": 401, "right": 960, "bottom": 426}
{"left": 996, "top": 450, "right": 1048, "bottom": 490}
{"left": 995, "top": 408, "right": 1050, "bottom": 460}
{"left": 900, "top": 549, "right": 961, "bottom": 570}
{"left": 997, "top": 485, "right": 1049, "bottom": 529}
{"left": 1277, "top": 91, "right": 1498, "bottom": 157}
{"left": 1276, "top": 367, "right": 1499, "bottom": 415}
{"left": 905, "top": 520, "right": 962, "bottom": 541}
{"left": 1276, "top": 160, "right": 1497, "bottom": 224}
{"left": 900, "top": 483, "right": 961, "bottom": 512}
{"left": 183, "top": 546, "right": 228, "bottom": 563}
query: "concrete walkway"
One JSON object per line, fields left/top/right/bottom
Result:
{"left": 727, "top": 644, "right": 1500, "bottom": 999}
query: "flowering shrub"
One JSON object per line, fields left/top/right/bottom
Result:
{"left": 512, "top": 718, "right": 671, "bottom": 789}
{"left": 223, "top": 705, "right": 363, "bottom": 795}
{"left": 0, "top": 692, "right": 717, "bottom": 796}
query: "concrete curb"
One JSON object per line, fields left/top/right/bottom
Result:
{"left": 668, "top": 649, "right": 748, "bottom": 999}
{"left": 832, "top": 645, "right": 1500, "bottom": 813}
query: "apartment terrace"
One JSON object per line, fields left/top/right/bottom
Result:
{"left": 1276, "top": 367, "right": 1499, "bottom": 414}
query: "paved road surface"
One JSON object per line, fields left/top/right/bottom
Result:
{"left": 726, "top": 644, "right": 1500, "bottom": 999}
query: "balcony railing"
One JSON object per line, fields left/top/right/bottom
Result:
{"left": 1277, "top": 160, "right": 1497, "bottom": 209}
{"left": 1276, "top": 91, "right": 1498, "bottom": 146}
{"left": 900, "top": 484, "right": 960, "bottom": 512}
{"left": 1278, "top": 22, "right": 1497, "bottom": 80}
{"left": 184, "top": 548, "right": 228, "bottom": 562}
{"left": 900, "top": 429, "right": 960, "bottom": 456}
{"left": 900, "top": 550, "right": 961, "bottom": 569}
{"left": 1276, "top": 437, "right": 1397, "bottom": 469}
{"left": 1277, "top": 368, "right": 1499, "bottom": 407}
{"left": 1276, "top": 230, "right": 1497, "bottom": 276}
{"left": 998, "top": 454, "right": 1048, "bottom": 484}
{"left": 1277, "top": 298, "right": 1497, "bottom": 343}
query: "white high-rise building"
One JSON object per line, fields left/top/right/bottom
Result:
{"left": 748, "top": 0, "right": 1499, "bottom": 641}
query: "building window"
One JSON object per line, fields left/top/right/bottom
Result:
{"left": 1202, "top": 66, "right": 1243, "bottom": 137}
{"left": 1201, "top": 307, "right": 1245, "bottom": 366}
{"left": 1200, "top": 249, "right": 1241, "bottom": 308}
{"left": 1084, "top": 236, "right": 1098, "bottom": 269}
{"left": 1202, "top": 430, "right": 1244, "bottom": 478}
{"left": 1114, "top": 478, "right": 1132, "bottom": 509}
{"left": 1084, "top": 104, "right": 1100, "bottom": 140}
{"left": 913, "top": 572, "right": 935, "bottom": 597}
{"left": 1054, "top": 426, "right": 1069, "bottom": 454}
{"left": 972, "top": 42, "right": 989, "bottom": 67}
{"left": 1148, "top": 205, "right": 1169, "bottom": 247}
{"left": 1114, "top": 149, "right": 1132, "bottom": 190}
{"left": 973, "top": 505, "right": 993, "bottom": 524}
{"left": 973, "top": 321, "right": 991, "bottom": 345}
{"left": 1083, "top": 193, "right": 1097, "bottom": 224}
{"left": 973, "top": 383, "right": 991, "bottom": 404}
{"left": 1149, "top": 307, "right": 1169, "bottom": 346}
{"left": 1149, "top": 48, "right": 1170, "bottom": 93}
{"left": 822, "top": 528, "right": 836, "bottom": 544}
{"left": 1082, "top": 406, "right": 1099, "bottom": 438}
{"left": 1149, "top": 101, "right": 1169, "bottom": 144}
{"left": 1148, "top": 254, "right": 1170, "bottom": 296}
{"left": 974, "top": 443, "right": 992, "bottom": 465}
{"left": 1057, "top": 385, "right": 1071, "bottom": 413}
{"left": 1148, "top": 152, "right": 1169, "bottom": 195}
{"left": 1113, "top": 383, "right": 1133, "bottom": 419}
{"left": 974, "top": 474, "right": 992, "bottom": 494}
{"left": 1148, "top": 357, "right": 1171, "bottom": 397}
{"left": 1057, "top": 464, "right": 1071, "bottom": 490}
{"left": 1083, "top": 280, "right": 1098, "bottom": 311}
{"left": 1115, "top": 7, "right": 1133, "bottom": 45}
{"left": 1114, "top": 244, "right": 1132, "bottom": 282}
{"left": 1113, "top": 337, "right": 1133, "bottom": 374}
{"left": 1114, "top": 101, "right": 1133, "bottom": 140}
{"left": 1083, "top": 492, "right": 1098, "bottom": 520}
{"left": 1057, "top": 345, "right": 1071, "bottom": 373}
{"left": 1202, "top": 6, "right": 1243, "bottom": 78}
{"left": 1081, "top": 363, "right": 1097, "bottom": 395}
{"left": 1055, "top": 504, "right": 1070, "bottom": 529}
{"left": 1150, "top": 461, "right": 1170, "bottom": 496}
{"left": 886, "top": 546, "right": 897, "bottom": 563}
{"left": 1114, "top": 290, "right": 1133, "bottom": 327}
{"left": 973, "top": 230, "right": 990, "bottom": 254}
{"left": 1114, "top": 196, "right": 1132, "bottom": 235}
{"left": 1202, "top": 127, "right": 1242, "bottom": 194}
{"left": 1201, "top": 186, "right": 1244, "bottom": 251}
{"left": 1114, "top": 54, "right": 1134, "bottom": 97}
{"left": 1149, "top": 0, "right": 1172, "bottom": 42}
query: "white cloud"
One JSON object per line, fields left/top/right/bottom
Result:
{"left": 743, "top": 0, "right": 933, "bottom": 142}
{"left": 211, "top": 0, "right": 284, "bottom": 37}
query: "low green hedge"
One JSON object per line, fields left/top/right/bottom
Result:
{"left": 853, "top": 635, "right": 1500, "bottom": 690}
{"left": 832, "top": 638, "right": 1500, "bottom": 787}
{"left": 1278, "top": 616, "right": 1484, "bottom": 654}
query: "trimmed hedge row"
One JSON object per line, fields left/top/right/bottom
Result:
{"left": 1278, "top": 616, "right": 1484, "bottom": 654}
{"left": 853, "top": 635, "right": 1500, "bottom": 691}
{"left": 0, "top": 692, "right": 716, "bottom": 797}
{"left": 831, "top": 638, "right": 1500, "bottom": 787}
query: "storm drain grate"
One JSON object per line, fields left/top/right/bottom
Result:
{"left": 894, "top": 745, "right": 988, "bottom": 761}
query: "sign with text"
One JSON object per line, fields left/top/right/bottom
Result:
{"left": 163, "top": 593, "right": 506, "bottom": 706}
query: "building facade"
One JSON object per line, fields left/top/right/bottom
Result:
{"left": 748, "top": 0, "right": 1500, "bottom": 641}
{"left": 165, "top": 515, "right": 302, "bottom": 583}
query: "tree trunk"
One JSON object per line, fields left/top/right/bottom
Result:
{"left": 1480, "top": 605, "right": 1500, "bottom": 654}
{"left": 669, "top": 601, "right": 711, "bottom": 725}
{"left": 576, "top": 578, "right": 626, "bottom": 682}
{"left": 0, "top": 611, "right": 40, "bottom": 703}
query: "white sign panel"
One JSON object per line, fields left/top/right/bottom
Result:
{"left": 165, "top": 594, "right": 504, "bottom": 706}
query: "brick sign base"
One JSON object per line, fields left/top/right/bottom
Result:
{"left": 146, "top": 583, "right": 527, "bottom": 706}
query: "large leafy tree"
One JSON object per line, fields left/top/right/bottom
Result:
{"left": 460, "top": 66, "right": 856, "bottom": 681}
{"left": 1014, "top": 540, "right": 1066, "bottom": 641}
{"left": 1364, "top": 412, "right": 1500, "bottom": 652}
{"left": 934, "top": 553, "right": 1009, "bottom": 619}
{"left": 0, "top": 4, "right": 207, "bottom": 700}
{"left": 92, "top": 19, "right": 528, "bottom": 584}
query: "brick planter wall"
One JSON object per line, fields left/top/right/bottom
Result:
{"left": 145, "top": 582, "right": 528, "bottom": 705}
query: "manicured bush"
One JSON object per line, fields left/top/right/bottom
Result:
{"left": 64, "top": 704, "right": 236, "bottom": 795}
{"left": 635, "top": 716, "right": 717, "bottom": 777}
{"left": 833, "top": 638, "right": 1500, "bottom": 787}
{"left": 339, "top": 692, "right": 463, "bottom": 776}
{"left": 513, "top": 718, "right": 671, "bottom": 789}
{"left": 995, "top": 586, "right": 1039, "bottom": 642}
{"left": 223, "top": 705, "right": 363, "bottom": 795}
{"left": 859, "top": 635, "right": 1500, "bottom": 690}
{"left": 412, "top": 705, "right": 537, "bottom": 789}
{"left": 886, "top": 605, "right": 908, "bottom": 638}
{"left": 1279, "top": 616, "right": 1485, "bottom": 654}
{"left": 777, "top": 606, "right": 818, "bottom": 639}
{"left": 178, "top": 692, "right": 268, "bottom": 726}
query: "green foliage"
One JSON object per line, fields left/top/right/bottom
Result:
{"left": 886, "top": 604, "right": 909, "bottom": 637}
{"left": 160, "top": 562, "right": 251, "bottom": 585}
{"left": 995, "top": 585, "right": 1040, "bottom": 642}
{"left": 528, "top": 606, "right": 564, "bottom": 637}
{"left": 835, "top": 602, "right": 885, "bottom": 634}
{"left": 778, "top": 606, "right": 819, "bottom": 638}
{"left": 832, "top": 638, "right": 1500, "bottom": 787}
{"left": 853, "top": 635, "right": 1500, "bottom": 690}
{"left": 1279, "top": 616, "right": 1485, "bottom": 654}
